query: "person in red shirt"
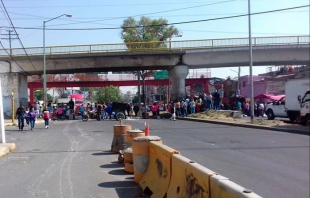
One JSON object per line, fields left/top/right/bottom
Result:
{"left": 42, "top": 106, "right": 50, "bottom": 129}
{"left": 151, "top": 103, "right": 158, "bottom": 118}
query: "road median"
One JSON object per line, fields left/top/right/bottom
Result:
{"left": 180, "top": 117, "right": 309, "bottom": 136}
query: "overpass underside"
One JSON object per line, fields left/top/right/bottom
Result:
{"left": 0, "top": 45, "right": 309, "bottom": 75}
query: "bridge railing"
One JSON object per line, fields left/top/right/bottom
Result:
{"left": 1, "top": 35, "right": 309, "bottom": 56}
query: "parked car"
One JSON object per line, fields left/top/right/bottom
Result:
{"left": 265, "top": 97, "right": 286, "bottom": 120}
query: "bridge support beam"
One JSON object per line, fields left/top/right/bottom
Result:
{"left": 0, "top": 73, "right": 28, "bottom": 119}
{"left": 168, "top": 65, "right": 189, "bottom": 100}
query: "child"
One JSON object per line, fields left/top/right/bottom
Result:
{"left": 52, "top": 106, "right": 57, "bottom": 121}
{"left": 28, "top": 106, "right": 36, "bottom": 130}
{"left": 43, "top": 106, "right": 50, "bottom": 129}
{"left": 170, "top": 103, "right": 176, "bottom": 121}
{"left": 25, "top": 107, "right": 30, "bottom": 127}
{"left": 66, "top": 106, "right": 70, "bottom": 120}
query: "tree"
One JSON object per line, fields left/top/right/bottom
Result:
{"left": 121, "top": 16, "right": 179, "bottom": 50}
{"left": 122, "top": 91, "right": 132, "bottom": 103}
{"left": 96, "top": 86, "right": 122, "bottom": 103}
{"left": 34, "top": 90, "right": 53, "bottom": 103}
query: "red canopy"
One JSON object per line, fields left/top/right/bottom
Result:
{"left": 254, "top": 94, "right": 285, "bottom": 101}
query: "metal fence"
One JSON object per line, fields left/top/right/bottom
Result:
{"left": 0, "top": 35, "right": 309, "bottom": 56}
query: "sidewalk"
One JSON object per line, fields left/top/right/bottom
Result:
{"left": 1, "top": 119, "right": 45, "bottom": 158}
{"left": 0, "top": 143, "right": 16, "bottom": 158}
{"left": 4, "top": 118, "right": 44, "bottom": 126}
{"left": 180, "top": 117, "right": 310, "bottom": 136}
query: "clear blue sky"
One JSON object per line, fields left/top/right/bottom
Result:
{"left": 0, "top": 0, "right": 309, "bottom": 83}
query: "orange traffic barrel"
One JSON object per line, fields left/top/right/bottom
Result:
{"left": 111, "top": 125, "right": 132, "bottom": 153}
{"left": 126, "top": 129, "right": 145, "bottom": 146}
{"left": 124, "top": 147, "right": 133, "bottom": 163}
{"left": 125, "top": 162, "right": 134, "bottom": 173}
{"left": 132, "top": 136, "right": 162, "bottom": 183}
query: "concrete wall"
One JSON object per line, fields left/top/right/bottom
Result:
{"left": 240, "top": 76, "right": 290, "bottom": 98}
{"left": 1, "top": 73, "right": 28, "bottom": 119}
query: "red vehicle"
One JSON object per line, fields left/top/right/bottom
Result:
{"left": 70, "top": 94, "right": 84, "bottom": 114}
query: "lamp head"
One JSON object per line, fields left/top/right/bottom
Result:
{"left": 66, "top": 14, "right": 72, "bottom": 18}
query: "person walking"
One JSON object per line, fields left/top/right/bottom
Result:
{"left": 28, "top": 106, "right": 36, "bottom": 130}
{"left": 126, "top": 103, "right": 131, "bottom": 117}
{"left": 175, "top": 100, "right": 181, "bottom": 117}
{"left": 69, "top": 99, "right": 75, "bottom": 114}
{"left": 170, "top": 103, "right": 176, "bottom": 121}
{"left": 16, "top": 104, "right": 26, "bottom": 131}
{"left": 182, "top": 100, "right": 188, "bottom": 117}
{"left": 80, "top": 105, "right": 85, "bottom": 120}
{"left": 25, "top": 107, "right": 30, "bottom": 127}
{"left": 34, "top": 102, "right": 39, "bottom": 118}
{"left": 43, "top": 106, "right": 50, "bottom": 129}
{"left": 133, "top": 104, "right": 139, "bottom": 117}
{"left": 237, "top": 101, "right": 242, "bottom": 111}
{"left": 189, "top": 99, "right": 196, "bottom": 114}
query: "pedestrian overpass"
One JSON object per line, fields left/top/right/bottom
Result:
{"left": 0, "top": 35, "right": 309, "bottom": 74}
{"left": 0, "top": 35, "right": 309, "bottom": 111}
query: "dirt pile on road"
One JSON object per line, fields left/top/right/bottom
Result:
{"left": 189, "top": 110, "right": 292, "bottom": 127}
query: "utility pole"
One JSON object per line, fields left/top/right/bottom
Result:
{"left": 248, "top": 0, "right": 254, "bottom": 122}
{"left": 237, "top": 66, "right": 241, "bottom": 95}
{"left": 1, "top": 30, "right": 18, "bottom": 73}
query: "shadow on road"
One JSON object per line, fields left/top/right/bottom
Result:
{"left": 98, "top": 181, "right": 143, "bottom": 198}
{"left": 100, "top": 163, "right": 124, "bottom": 169}
{"left": 108, "top": 169, "right": 133, "bottom": 176}
{"left": 92, "top": 151, "right": 115, "bottom": 156}
{"left": 98, "top": 180, "right": 136, "bottom": 188}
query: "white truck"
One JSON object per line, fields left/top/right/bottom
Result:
{"left": 56, "top": 98, "right": 74, "bottom": 106}
{"left": 265, "top": 96, "right": 286, "bottom": 120}
{"left": 300, "top": 90, "right": 310, "bottom": 126}
{"left": 285, "top": 78, "right": 310, "bottom": 125}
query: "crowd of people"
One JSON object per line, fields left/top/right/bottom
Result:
{"left": 14, "top": 93, "right": 268, "bottom": 131}
{"left": 164, "top": 92, "right": 267, "bottom": 120}
{"left": 15, "top": 101, "right": 52, "bottom": 131}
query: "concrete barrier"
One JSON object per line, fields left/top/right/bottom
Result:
{"left": 210, "top": 175, "right": 262, "bottom": 198}
{"left": 167, "top": 154, "right": 216, "bottom": 198}
{"left": 132, "top": 136, "right": 162, "bottom": 183}
{"left": 139, "top": 141, "right": 179, "bottom": 198}
{"left": 111, "top": 125, "right": 132, "bottom": 153}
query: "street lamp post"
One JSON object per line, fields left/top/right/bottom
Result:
{"left": 248, "top": 0, "right": 254, "bottom": 122}
{"left": 11, "top": 92, "right": 14, "bottom": 124}
{"left": 43, "top": 14, "right": 72, "bottom": 105}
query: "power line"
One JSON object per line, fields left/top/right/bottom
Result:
{"left": 0, "top": 0, "right": 36, "bottom": 71}
{"left": 181, "top": 29, "right": 308, "bottom": 35}
{"left": 0, "top": 1, "right": 233, "bottom": 8}
{"left": 1, "top": 30, "right": 18, "bottom": 54}
{"left": 0, "top": 10, "right": 308, "bottom": 21}
{"left": 0, "top": 41, "right": 31, "bottom": 75}
{"left": 2, "top": 4, "right": 308, "bottom": 31}
{"left": 38, "top": 0, "right": 236, "bottom": 27}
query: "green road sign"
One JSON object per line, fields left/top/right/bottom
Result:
{"left": 154, "top": 71, "right": 168, "bottom": 79}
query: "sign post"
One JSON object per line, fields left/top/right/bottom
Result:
{"left": 154, "top": 71, "right": 168, "bottom": 79}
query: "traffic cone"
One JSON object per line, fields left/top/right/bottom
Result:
{"left": 144, "top": 124, "right": 150, "bottom": 136}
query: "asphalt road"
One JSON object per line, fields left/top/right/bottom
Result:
{"left": 1, "top": 118, "right": 309, "bottom": 198}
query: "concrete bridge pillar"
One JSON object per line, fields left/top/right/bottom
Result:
{"left": 0, "top": 73, "right": 28, "bottom": 119}
{"left": 168, "top": 65, "right": 189, "bottom": 100}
